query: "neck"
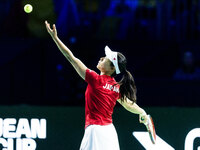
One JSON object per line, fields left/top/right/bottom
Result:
{"left": 100, "top": 72, "right": 111, "bottom": 76}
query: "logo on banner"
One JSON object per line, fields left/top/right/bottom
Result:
{"left": 0, "top": 118, "right": 46, "bottom": 150}
{"left": 133, "top": 128, "right": 200, "bottom": 150}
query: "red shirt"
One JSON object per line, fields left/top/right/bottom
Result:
{"left": 84, "top": 69, "right": 120, "bottom": 128}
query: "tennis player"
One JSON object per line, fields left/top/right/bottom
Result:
{"left": 45, "top": 21, "right": 149, "bottom": 150}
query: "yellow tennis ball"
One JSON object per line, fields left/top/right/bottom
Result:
{"left": 24, "top": 4, "right": 33, "bottom": 13}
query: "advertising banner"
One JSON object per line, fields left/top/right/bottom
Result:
{"left": 0, "top": 106, "right": 199, "bottom": 150}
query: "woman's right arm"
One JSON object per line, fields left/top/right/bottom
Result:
{"left": 117, "top": 98, "right": 148, "bottom": 124}
{"left": 45, "top": 21, "right": 87, "bottom": 80}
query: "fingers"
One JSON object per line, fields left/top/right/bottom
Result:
{"left": 52, "top": 24, "right": 57, "bottom": 35}
{"left": 53, "top": 24, "right": 56, "bottom": 31}
{"left": 45, "top": 21, "right": 49, "bottom": 28}
{"left": 45, "top": 21, "right": 58, "bottom": 38}
{"left": 45, "top": 21, "right": 50, "bottom": 29}
{"left": 45, "top": 21, "right": 53, "bottom": 32}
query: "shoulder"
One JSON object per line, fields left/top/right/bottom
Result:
{"left": 85, "top": 69, "right": 100, "bottom": 84}
{"left": 86, "top": 69, "right": 99, "bottom": 76}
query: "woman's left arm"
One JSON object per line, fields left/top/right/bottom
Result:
{"left": 45, "top": 21, "right": 87, "bottom": 80}
{"left": 117, "top": 98, "right": 148, "bottom": 124}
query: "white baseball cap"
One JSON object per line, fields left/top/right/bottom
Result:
{"left": 105, "top": 45, "right": 120, "bottom": 74}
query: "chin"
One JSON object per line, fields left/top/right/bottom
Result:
{"left": 96, "top": 65, "right": 100, "bottom": 70}
{"left": 96, "top": 65, "right": 101, "bottom": 71}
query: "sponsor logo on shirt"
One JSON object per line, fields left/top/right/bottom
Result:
{"left": 103, "top": 83, "right": 119, "bottom": 93}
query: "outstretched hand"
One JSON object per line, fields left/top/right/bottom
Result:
{"left": 45, "top": 20, "right": 57, "bottom": 39}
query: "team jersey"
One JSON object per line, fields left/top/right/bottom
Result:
{"left": 84, "top": 69, "right": 120, "bottom": 128}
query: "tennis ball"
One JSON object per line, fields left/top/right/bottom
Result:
{"left": 24, "top": 4, "right": 33, "bottom": 13}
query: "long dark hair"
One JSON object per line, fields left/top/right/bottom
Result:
{"left": 111, "top": 52, "right": 137, "bottom": 103}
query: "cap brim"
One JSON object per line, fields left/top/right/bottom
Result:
{"left": 104, "top": 45, "right": 120, "bottom": 74}
{"left": 105, "top": 46, "right": 113, "bottom": 59}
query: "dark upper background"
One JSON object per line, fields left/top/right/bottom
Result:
{"left": 0, "top": 0, "right": 200, "bottom": 107}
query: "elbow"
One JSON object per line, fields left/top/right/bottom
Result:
{"left": 66, "top": 54, "right": 76, "bottom": 63}
{"left": 67, "top": 56, "right": 73, "bottom": 62}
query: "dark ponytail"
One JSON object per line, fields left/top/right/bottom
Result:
{"left": 118, "top": 70, "right": 137, "bottom": 103}
{"left": 111, "top": 52, "right": 137, "bottom": 103}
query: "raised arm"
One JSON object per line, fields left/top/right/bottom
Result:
{"left": 117, "top": 98, "right": 148, "bottom": 124}
{"left": 45, "top": 21, "right": 87, "bottom": 80}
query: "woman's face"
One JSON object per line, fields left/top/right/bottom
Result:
{"left": 97, "top": 57, "right": 115, "bottom": 75}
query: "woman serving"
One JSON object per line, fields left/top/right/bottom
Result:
{"left": 45, "top": 21, "right": 149, "bottom": 150}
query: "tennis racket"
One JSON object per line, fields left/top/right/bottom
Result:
{"left": 142, "top": 115, "right": 156, "bottom": 144}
